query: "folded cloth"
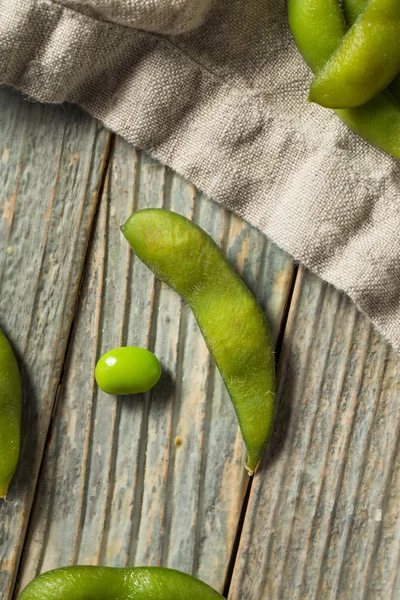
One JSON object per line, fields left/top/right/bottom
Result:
{"left": 1, "top": 0, "right": 400, "bottom": 349}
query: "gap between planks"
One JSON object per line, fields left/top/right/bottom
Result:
{"left": 11, "top": 133, "right": 116, "bottom": 600}
{"left": 223, "top": 263, "right": 299, "bottom": 598}
{"left": 13, "top": 137, "right": 297, "bottom": 598}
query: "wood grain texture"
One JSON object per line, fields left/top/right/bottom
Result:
{"left": 16, "top": 139, "right": 294, "bottom": 595}
{"left": 0, "top": 87, "right": 110, "bottom": 598}
{"left": 2, "top": 85, "right": 398, "bottom": 600}
{"left": 229, "top": 266, "right": 400, "bottom": 600}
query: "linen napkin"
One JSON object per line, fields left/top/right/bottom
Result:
{"left": 1, "top": 0, "right": 400, "bottom": 348}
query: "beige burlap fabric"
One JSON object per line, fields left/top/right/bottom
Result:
{"left": 1, "top": 0, "right": 400, "bottom": 348}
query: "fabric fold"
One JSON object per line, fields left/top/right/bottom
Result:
{"left": 57, "top": 0, "right": 214, "bottom": 34}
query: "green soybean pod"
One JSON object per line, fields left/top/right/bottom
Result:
{"left": 0, "top": 328, "right": 22, "bottom": 497}
{"left": 18, "top": 566, "right": 225, "bottom": 600}
{"left": 287, "top": 0, "right": 346, "bottom": 72}
{"left": 309, "top": 0, "right": 400, "bottom": 109}
{"left": 288, "top": 0, "right": 400, "bottom": 159}
{"left": 121, "top": 209, "right": 275, "bottom": 474}
{"left": 343, "top": 0, "right": 400, "bottom": 101}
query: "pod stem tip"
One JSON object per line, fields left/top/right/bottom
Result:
{"left": 244, "top": 463, "right": 255, "bottom": 477}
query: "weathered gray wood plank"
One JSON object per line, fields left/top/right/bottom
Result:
{"left": 229, "top": 266, "right": 400, "bottom": 600}
{"left": 17, "top": 139, "right": 294, "bottom": 595}
{"left": 0, "top": 87, "right": 110, "bottom": 598}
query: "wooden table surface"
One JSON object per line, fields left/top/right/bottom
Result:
{"left": 0, "top": 86, "right": 399, "bottom": 600}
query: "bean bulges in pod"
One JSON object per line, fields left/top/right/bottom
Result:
{"left": 0, "top": 328, "right": 22, "bottom": 497}
{"left": 308, "top": 0, "right": 400, "bottom": 109}
{"left": 121, "top": 209, "right": 276, "bottom": 474}
{"left": 288, "top": 0, "right": 400, "bottom": 159}
{"left": 18, "top": 566, "right": 225, "bottom": 600}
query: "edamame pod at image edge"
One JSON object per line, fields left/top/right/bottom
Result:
{"left": 343, "top": 0, "right": 400, "bottom": 103}
{"left": 288, "top": 0, "right": 400, "bottom": 159}
{"left": 0, "top": 328, "right": 22, "bottom": 497}
{"left": 122, "top": 209, "right": 275, "bottom": 474}
{"left": 18, "top": 566, "right": 225, "bottom": 599}
{"left": 309, "top": 0, "right": 400, "bottom": 108}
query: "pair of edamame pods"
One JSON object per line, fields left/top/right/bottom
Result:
{"left": 3, "top": 208, "right": 275, "bottom": 598}
{"left": 289, "top": 0, "right": 400, "bottom": 159}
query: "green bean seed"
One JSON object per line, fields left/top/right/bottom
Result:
{"left": 288, "top": 0, "right": 400, "bottom": 159}
{"left": 309, "top": 0, "right": 400, "bottom": 108}
{"left": 18, "top": 566, "right": 224, "bottom": 600}
{"left": 95, "top": 347, "right": 162, "bottom": 395}
{"left": 121, "top": 209, "right": 275, "bottom": 474}
{"left": 0, "top": 329, "right": 22, "bottom": 497}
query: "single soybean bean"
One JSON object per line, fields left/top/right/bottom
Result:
{"left": 288, "top": 0, "right": 400, "bottom": 159}
{"left": 309, "top": 0, "right": 400, "bottom": 109}
{"left": 18, "top": 566, "right": 225, "bottom": 600}
{"left": 0, "top": 328, "right": 22, "bottom": 497}
{"left": 95, "top": 347, "right": 162, "bottom": 395}
{"left": 121, "top": 209, "right": 275, "bottom": 474}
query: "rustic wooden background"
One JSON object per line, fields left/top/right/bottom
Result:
{"left": 0, "top": 86, "right": 399, "bottom": 600}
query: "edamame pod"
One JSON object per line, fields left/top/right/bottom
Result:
{"left": 343, "top": 0, "right": 400, "bottom": 102}
{"left": 122, "top": 209, "right": 275, "bottom": 474}
{"left": 309, "top": 0, "right": 400, "bottom": 108}
{"left": 18, "top": 566, "right": 224, "bottom": 599}
{"left": 287, "top": 0, "right": 346, "bottom": 72}
{"left": 288, "top": 0, "right": 400, "bottom": 159}
{"left": 0, "top": 329, "right": 22, "bottom": 497}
